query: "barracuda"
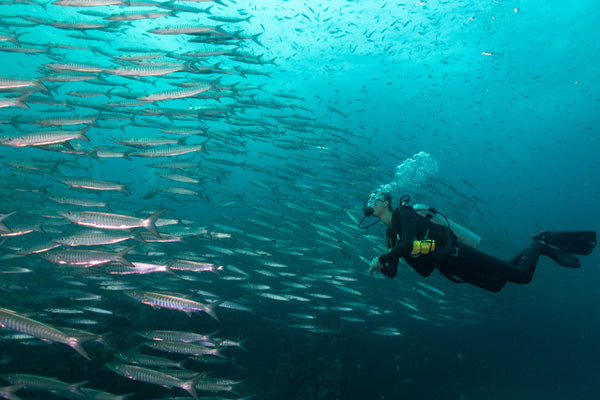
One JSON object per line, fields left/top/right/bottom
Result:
{"left": 115, "top": 353, "right": 185, "bottom": 369}
{"left": 58, "top": 209, "right": 165, "bottom": 237}
{"left": 105, "top": 363, "right": 199, "bottom": 400}
{"left": 0, "top": 127, "right": 90, "bottom": 147}
{"left": 41, "top": 245, "right": 135, "bottom": 267}
{"left": 148, "top": 25, "right": 218, "bottom": 35}
{"left": 137, "top": 85, "right": 212, "bottom": 103}
{"left": 0, "top": 307, "right": 94, "bottom": 359}
{"left": 137, "top": 329, "right": 215, "bottom": 343}
{"left": 144, "top": 340, "right": 225, "bottom": 357}
{"left": 129, "top": 143, "right": 208, "bottom": 158}
{"left": 124, "top": 291, "right": 219, "bottom": 320}
{"left": 52, "top": 230, "right": 139, "bottom": 246}
{"left": 59, "top": 178, "right": 129, "bottom": 194}
{"left": 1, "top": 374, "right": 87, "bottom": 398}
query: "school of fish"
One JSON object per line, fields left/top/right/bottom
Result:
{"left": 0, "top": 0, "right": 499, "bottom": 399}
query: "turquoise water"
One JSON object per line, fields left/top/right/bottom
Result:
{"left": 0, "top": 0, "right": 598, "bottom": 399}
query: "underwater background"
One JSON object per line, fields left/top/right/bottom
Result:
{"left": 0, "top": 0, "right": 599, "bottom": 399}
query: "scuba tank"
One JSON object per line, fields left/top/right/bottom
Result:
{"left": 400, "top": 195, "right": 481, "bottom": 248}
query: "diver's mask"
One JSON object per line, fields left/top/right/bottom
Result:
{"left": 358, "top": 194, "right": 382, "bottom": 229}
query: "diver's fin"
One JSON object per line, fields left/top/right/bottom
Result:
{"left": 543, "top": 248, "right": 581, "bottom": 268}
{"left": 534, "top": 231, "right": 597, "bottom": 255}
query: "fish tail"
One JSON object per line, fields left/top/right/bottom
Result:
{"left": 90, "top": 113, "right": 100, "bottom": 127}
{"left": 204, "top": 302, "right": 220, "bottom": 321}
{"left": 14, "top": 92, "right": 31, "bottom": 108}
{"left": 119, "top": 185, "right": 131, "bottom": 194}
{"left": 199, "top": 138, "right": 210, "bottom": 155}
{"left": 144, "top": 208, "right": 166, "bottom": 238}
{"left": 132, "top": 230, "right": 147, "bottom": 245}
{"left": 0, "top": 211, "right": 15, "bottom": 233}
{"left": 183, "top": 375, "right": 200, "bottom": 400}
{"left": 8, "top": 35, "right": 19, "bottom": 47}
{"left": 116, "top": 245, "right": 136, "bottom": 267}
{"left": 34, "top": 78, "right": 49, "bottom": 92}
{"left": 70, "top": 339, "right": 91, "bottom": 360}
{"left": 251, "top": 32, "right": 263, "bottom": 46}
{"left": 214, "top": 348, "right": 228, "bottom": 359}
{"left": 78, "top": 126, "right": 92, "bottom": 142}
{"left": 69, "top": 381, "right": 88, "bottom": 397}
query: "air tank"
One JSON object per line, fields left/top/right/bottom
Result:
{"left": 412, "top": 204, "right": 481, "bottom": 248}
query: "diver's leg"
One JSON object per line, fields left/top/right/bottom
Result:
{"left": 442, "top": 245, "right": 509, "bottom": 291}
{"left": 502, "top": 236, "right": 580, "bottom": 281}
{"left": 451, "top": 243, "right": 541, "bottom": 284}
{"left": 507, "top": 240, "right": 545, "bottom": 283}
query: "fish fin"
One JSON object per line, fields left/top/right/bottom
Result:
{"left": 69, "top": 340, "right": 91, "bottom": 360}
{"left": 78, "top": 126, "right": 91, "bottom": 142}
{"left": 61, "top": 141, "right": 75, "bottom": 151}
{"left": 14, "top": 92, "right": 31, "bottom": 108}
{"left": 204, "top": 302, "right": 220, "bottom": 321}
{"left": 199, "top": 138, "right": 210, "bottom": 154}
{"left": 34, "top": 78, "right": 49, "bottom": 92}
{"left": 144, "top": 209, "right": 166, "bottom": 238}
{"left": 115, "top": 245, "right": 136, "bottom": 267}
{"left": 182, "top": 375, "right": 201, "bottom": 400}
{"left": 132, "top": 230, "right": 147, "bottom": 245}
{"left": 73, "top": 380, "right": 88, "bottom": 389}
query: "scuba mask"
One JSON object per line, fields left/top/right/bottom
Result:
{"left": 358, "top": 193, "right": 386, "bottom": 229}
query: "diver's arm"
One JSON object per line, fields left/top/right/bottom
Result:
{"left": 381, "top": 259, "right": 398, "bottom": 278}
{"left": 378, "top": 209, "right": 417, "bottom": 265}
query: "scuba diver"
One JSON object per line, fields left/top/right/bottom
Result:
{"left": 360, "top": 192, "right": 597, "bottom": 292}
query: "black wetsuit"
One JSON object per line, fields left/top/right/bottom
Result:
{"left": 378, "top": 207, "right": 545, "bottom": 292}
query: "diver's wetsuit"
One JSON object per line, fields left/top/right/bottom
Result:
{"left": 378, "top": 207, "right": 544, "bottom": 292}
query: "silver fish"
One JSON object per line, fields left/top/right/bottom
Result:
{"left": 52, "top": 230, "right": 139, "bottom": 246}
{"left": 0, "top": 127, "right": 90, "bottom": 147}
{"left": 58, "top": 209, "right": 165, "bottom": 237}
{"left": 124, "top": 291, "right": 219, "bottom": 320}
{"left": 137, "top": 329, "right": 215, "bottom": 343}
{"left": 59, "top": 178, "right": 129, "bottom": 194}
{"left": 105, "top": 363, "right": 199, "bottom": 400}
{"left": 0, "top": 307, "right": 93, "bottom": 359}
{"left": 41, "top": 246, "right": 135, "bottom": 267}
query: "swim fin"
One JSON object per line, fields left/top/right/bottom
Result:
{"left": 543, "top": 248, "right": 581, "bottom": 268}
{"left": 533, "top": 231, "right": 597, "bottom": 255}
